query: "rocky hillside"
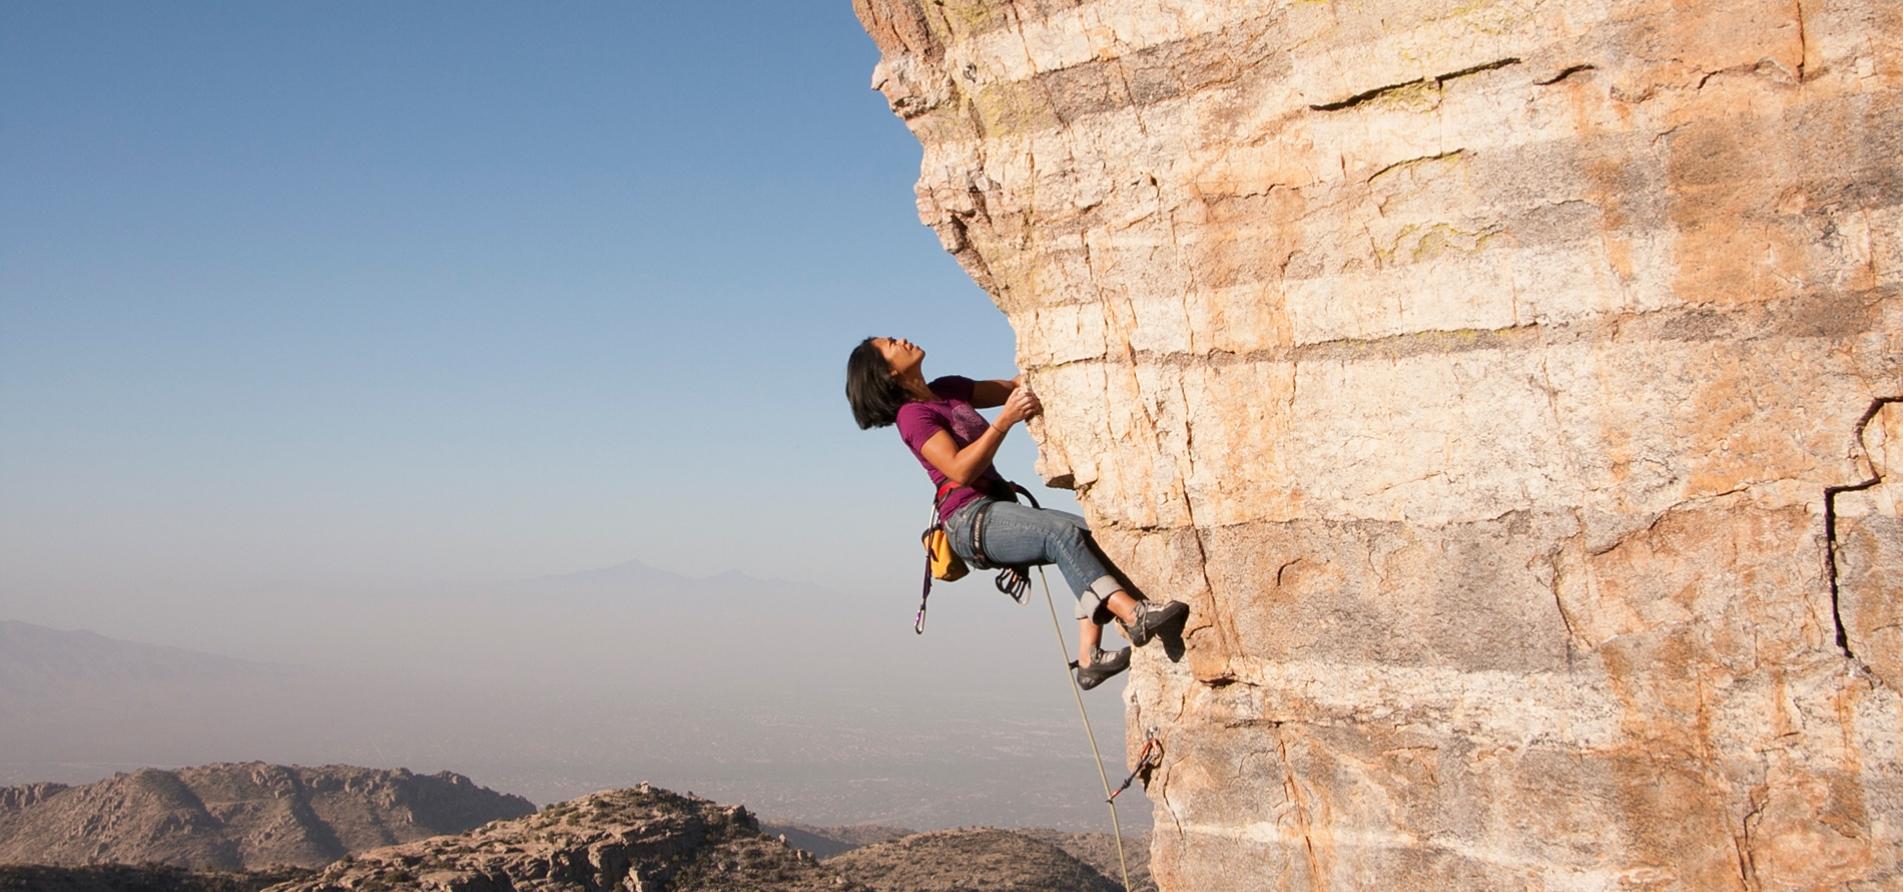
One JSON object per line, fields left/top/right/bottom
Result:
{"left": 1016, "top": 829, "right": 1153, "bottom": 892}
{"left": 266, "top": 785, "right": 861, "bottom": 892}
{"left": 771, "top": 822, "right": 1154, "bottom": 891}
{"left": 829, "top": 828, "right": 1120, "bottom": 892}
{"left": 855, "top": 0, "right": 1902, "bottom": 888}
{"left": 0, "top": 865, "right": 309, "bottom": 892}
{"left": 761, "top": 821, "right": 911, "bottom": 858}
{"left": 0, "top": 763, "right": 533, "bottom": 870}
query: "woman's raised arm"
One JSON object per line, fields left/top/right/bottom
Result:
{"left": 918, "top": 386, "right": 1041, "bottom": 485}
{"left": 968, "top": 374, "right": 1023, "bottom": 409}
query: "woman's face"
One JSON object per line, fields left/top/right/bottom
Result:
{"left": 874, "top": 336, "right": 925, "bottom": 376}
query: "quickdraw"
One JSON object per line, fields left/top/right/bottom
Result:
{"left": 1108, "top": 729, "right": 1162, "bottom": 804}
{"left": 994, "top": 566, "right": 1030, "bottom": 602}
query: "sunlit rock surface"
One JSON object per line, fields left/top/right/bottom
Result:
{"left": 854, "top": 0, "right": 1902, "bottom": 887}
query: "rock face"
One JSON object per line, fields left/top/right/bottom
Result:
{"left": 828, "top": 828, "right": 1121, "bottom": 892}
{"left": 267, "top": 785, "right": 861, "bottom": 892}
{"left": 854, "top": 1, "right": 1902, "bottom": 888}
{"left": 0, "top": 763, "right": 534, "bottom": 871}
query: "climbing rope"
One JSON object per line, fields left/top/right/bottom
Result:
{"left": 1036, "top": 566, "right": 1134, "bottom": 892}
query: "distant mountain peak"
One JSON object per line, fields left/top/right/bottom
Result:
{"left": 0, "top": 619, "right": 277, "bottom": 692}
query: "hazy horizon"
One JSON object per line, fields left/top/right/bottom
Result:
{"left": 1, "top": 556, "right": 1146, "bottom": 831}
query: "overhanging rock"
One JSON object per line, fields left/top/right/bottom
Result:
{"left": 855, "top": 1, "right": 1902, "bottom": 888}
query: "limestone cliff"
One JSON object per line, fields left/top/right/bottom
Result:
{"left": 854, "top": 1, "right": 1901, "bottom": 888}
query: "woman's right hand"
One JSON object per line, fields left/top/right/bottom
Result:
{"left": 997, "top": 386, "right": 1043, "bottom": 427}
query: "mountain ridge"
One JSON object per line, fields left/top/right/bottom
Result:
{"left": 264, "top": 784, "right": 859, "bottom": 892}
{"left": 0, "top": 762, "right": 533, "bottom": 871}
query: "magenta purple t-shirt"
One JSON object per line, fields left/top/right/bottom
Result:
{"left": 897, "top": 375, "right": 1009, "bottom": 521}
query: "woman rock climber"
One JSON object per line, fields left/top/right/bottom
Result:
{"left": 845, "top": 336, "right": 1188, "bottom": 690}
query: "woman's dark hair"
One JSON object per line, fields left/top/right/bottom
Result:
{"left": 846, "top": 337, "right": 910, "bottom": 429}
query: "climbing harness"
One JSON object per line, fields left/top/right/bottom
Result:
{"left": 1108, "top": 730, "right": 1162, "bottom": 804}
{"left": 913, "top": 479, "right": 1041, "bottom": 633}
{"left": 1036, "top": 566, "right": 1135, "bottom": 892}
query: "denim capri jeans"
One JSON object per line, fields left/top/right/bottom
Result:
{"left": 944, "top": 498, "right": 1122, "bottom": 622}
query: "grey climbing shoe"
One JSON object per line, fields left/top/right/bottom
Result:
{"left": 1119, "top": 599, "right": 1188, "bottom": 647}
{"left": 1074, "top": 647, "right": 1131, "bottom": 690}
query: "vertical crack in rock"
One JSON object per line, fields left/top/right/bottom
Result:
{"left": 1545, "top": 542, "right": 1583, "bottom": 665}
{"left": 1792, "top": 0, "right": 1808, "bottom": 81}
{"left": 1823, "top": 396, "right": 1900, "bottom": 662}
{"left": 1735, "top": 786, "right": 1768, "bottom": 888}
{"left": 1155, "top": 747, "right": 1186, "bottom": 843}
{"left": 1272, "top": 725, "right": 1323, "bottom": 886}
{"left": 1150, "top": 688, "right": 1191, "bottom": 843}
{"left": 1160, "top": 179, "right": 1224, "bottom": 669}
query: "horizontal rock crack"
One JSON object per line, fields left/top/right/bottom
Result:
{"left": 1308, "top": 57, "right": 1522, "bottom": 111}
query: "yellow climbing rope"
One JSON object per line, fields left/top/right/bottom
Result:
{"left": 1036, "top": 566, "right": 1135, "bottom": 891}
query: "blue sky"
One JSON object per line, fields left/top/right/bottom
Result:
{"left": 0, "top": 3, "right": 1136, "bottom": 829}
{"left": 1, "top": 3, "right": 1075, "bottom": 617}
